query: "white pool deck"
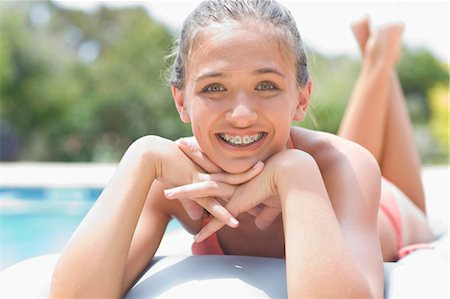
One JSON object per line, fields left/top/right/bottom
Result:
{"left": 1, "top": 162, "right": 449, "bottom": 256}
{"left": 0, "top": 162, "right": 117, "bottom": 188}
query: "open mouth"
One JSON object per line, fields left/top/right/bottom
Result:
{"left": 217, "top": 132, "right": 266, "bottom": 147}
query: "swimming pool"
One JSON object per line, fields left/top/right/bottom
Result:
{"left": 0, "top": 187, "right": 181, "bottom": 270}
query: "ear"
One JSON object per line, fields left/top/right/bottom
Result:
{"left": 293, "top": 81, "right": 312, "bottom": 121}
{"left": 171, "top": 86, "right": 191, "bottom": 123}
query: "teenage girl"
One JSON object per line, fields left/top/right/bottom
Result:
{"left": 50, "top": 1, "right": 434, "bottom": 298}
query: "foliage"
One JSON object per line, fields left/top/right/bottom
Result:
{"left": 298, "top": 52, "right": 360, "bottom": 133}
{"left": 398, "top": 47, "right": 449, "bottom": 98}
{"left": 0, "top": 2, "right": 448, "bottom": 164}
{"left": 428, "top": 83, "right": 449, "bottom": 162}
{"left": 0, "top": 2, "right": 186, "bottom": 161}
{"left": 397, "top": 47, "right": 449, "bottom": 124}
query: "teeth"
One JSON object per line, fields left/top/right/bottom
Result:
{"left": 219, "top": 133, "right": 263, "bottom": 146}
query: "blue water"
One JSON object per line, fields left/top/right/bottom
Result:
{"left": 0, "top": 187, "right": 180, "bottom": 270}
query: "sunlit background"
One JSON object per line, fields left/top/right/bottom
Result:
{"left": 0, "top": 1, "right": 449, "bottom": 271}
{"left": 1, "top": 0, "right": 449, "bottom": 163}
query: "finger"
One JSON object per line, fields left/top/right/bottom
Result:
{"left": 177, "top": 138, "right": 221, "bottom": 173}
{"left": 164, "top": 181, "right": 234, "bottom": 200}
{"left": 194, "top": 188, "right": 256, "bottom": 242}
{"left": 196, "top": 164, "right": 275, "bottom": 241}
{"left": 254, "top": 206, "right": 281, "bottom": 230}
{"left": 210, "top": 161, "right": 264, "bottom": 185}
{"left": 193, "top": 188, "right": 261, "bottom": 242}
{"left": 246, "top": 205, "right": 264, "bottom": 217}
{"left": 196, "top": 197, "right": 239, "bottom": 228}
{"left": 179, "top": 198, "right": 204, "bottom": 220}
{"left": 194, "top": 217, "right": 226, "bottom": 243}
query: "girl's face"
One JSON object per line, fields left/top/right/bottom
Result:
{"left": 173, "top": 20, "right": 311, "bottom": 173}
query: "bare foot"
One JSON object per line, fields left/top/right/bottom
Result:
{"left": 351, "top": 15, "right": 371, "bottom": 54}
{"left": 365, "top": 22, "right": 404, "bottom": 67}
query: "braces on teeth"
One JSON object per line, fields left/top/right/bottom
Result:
{"left": 220, "top": 133, "right": 263, "bottom": 145}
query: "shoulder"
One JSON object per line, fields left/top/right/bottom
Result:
{"left": 290, "top": 126, "right": 379, "bottom": 173}
{"left": 290, "top": 126, "right": 381, "bottom": 206}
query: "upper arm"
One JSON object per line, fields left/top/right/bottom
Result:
{"left": 321, "top": 143, "right": 384, "bottom": 298}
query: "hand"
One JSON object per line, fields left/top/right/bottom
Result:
{"left": 165, "top": 150, "right": 293, "bottom": 242}
{"left": 177, "top": 137, "right": 284, "bottom": 227}
{"left": 166, "top": 137, "right": 264, "bottom": 228}
{"left": 176, "top": 137, "right": 281, "bottom": 230}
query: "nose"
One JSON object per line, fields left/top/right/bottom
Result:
{"left": 225, "top": 92, "right": 257, "bottom": 127}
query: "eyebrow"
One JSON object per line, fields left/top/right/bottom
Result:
{"left": 195, "top": 72, "right": 230, "bottom": 83}
{"left": 195, "top": 67, "right": 285, "bottom": 83}
{"left": 252, "top": 67, "right": 286, "bottom": 78}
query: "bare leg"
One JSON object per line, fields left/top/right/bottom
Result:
{"left": 339, "top": 17, "right": 426, "bottom": 213}
{"left": 381, "top": 75, "right": 426, "bottom": 213}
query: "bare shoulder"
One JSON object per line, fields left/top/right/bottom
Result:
{"left": 290, "top": 126, "right": 381, "bottom": 209}
{"left": 290, "top": 126, "right": 379, "bottom": 170}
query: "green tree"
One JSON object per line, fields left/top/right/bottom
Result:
{"left": 428, "top": 83, "right": 449, "bottom": 163}
{"left": 0, "top": 2, "right": 184, "bottom": 161}
{"left": 299, "top": 52, "right": 360, "bottom": 134}
{"left": 397, "top": 47, "right": 449, "bottom": 124}
{"left": 1, "top": 2, "right": 447, "bottom": 164}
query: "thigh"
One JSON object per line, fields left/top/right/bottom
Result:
{"left": 385, "top": 180, "right": 434, "bottom": 247}
{"left": 377, "top": 210, "right": 400, "bottom": 262}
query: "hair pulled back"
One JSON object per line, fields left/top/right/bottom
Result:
{"left": 168, "top": 0, "right": 309, "bottom": 89}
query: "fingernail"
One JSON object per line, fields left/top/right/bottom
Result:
{"left": 164, "top": 190, "right": 174, "bottom": 199}
{"left": 253, "top": 161, "right": 263, "bottom": 169}
{"left": 178, "top": 138, "right": 188, "bottom": 146}
{"left": 193, "top": 234, "right": 200, "bottom": 242}
{"left": 230, "top": 218, "right": 239, "bottom": 227}
{"left": 189, "top": 212, "right": 202, "bottom": 220}
{"left": 179, "top": 139, "right": 195, "bottom": 151}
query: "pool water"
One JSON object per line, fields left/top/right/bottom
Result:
{"left": 0, "top": 187, "right": 180, "bottom": 270}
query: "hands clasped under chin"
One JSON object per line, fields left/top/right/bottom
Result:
{"left": 163, "top": 138, "right": 298, "bottom": 242}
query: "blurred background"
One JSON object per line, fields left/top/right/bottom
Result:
{"left": 0, "top": 0, "right": 448, "bottom": 164}
{"left": 0, "top": 0, "right": 449, "bottom": 273}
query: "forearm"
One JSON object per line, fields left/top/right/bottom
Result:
{"left": 50, "top": 136, "right": 164, "bottom": 298}
{"left": 276, "top": 152, "right": 373, "bottom": 298}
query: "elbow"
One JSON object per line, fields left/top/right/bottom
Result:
{"left": 338, "top": 281, "right": 375, "bottom": 299}
{"left": 49, "top": 275, "right": 70, "bottom": 298}
{"left": 289, "top": 283, "right": 374, "bottom": 299}
{"left": 50, "top": 271, "right": 122, "bottom": 299}
{"left": 49, "top": 264, "right": 77, "bottom": 298}
{"left": 49, "top": 264, "right": 98, "bottom": 299}
{"left": 49, "top": 262, "right": 65, "bottom": 298}
{"left": 288, "top": 271, "right": 375, "bottom": 299}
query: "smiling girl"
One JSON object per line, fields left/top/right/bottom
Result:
{"left": 50, "top": 1, "right": 434, "bottom": 298}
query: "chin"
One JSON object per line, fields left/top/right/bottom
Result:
{"left": 218, "top": 160, "right": 257, "bottom": 174}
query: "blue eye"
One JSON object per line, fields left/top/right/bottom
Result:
{"left": 256, "top": 82, "right": 278, "bottom": 91}
{"left": 202, "top": 84, "right": 226, "bottom": 93}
